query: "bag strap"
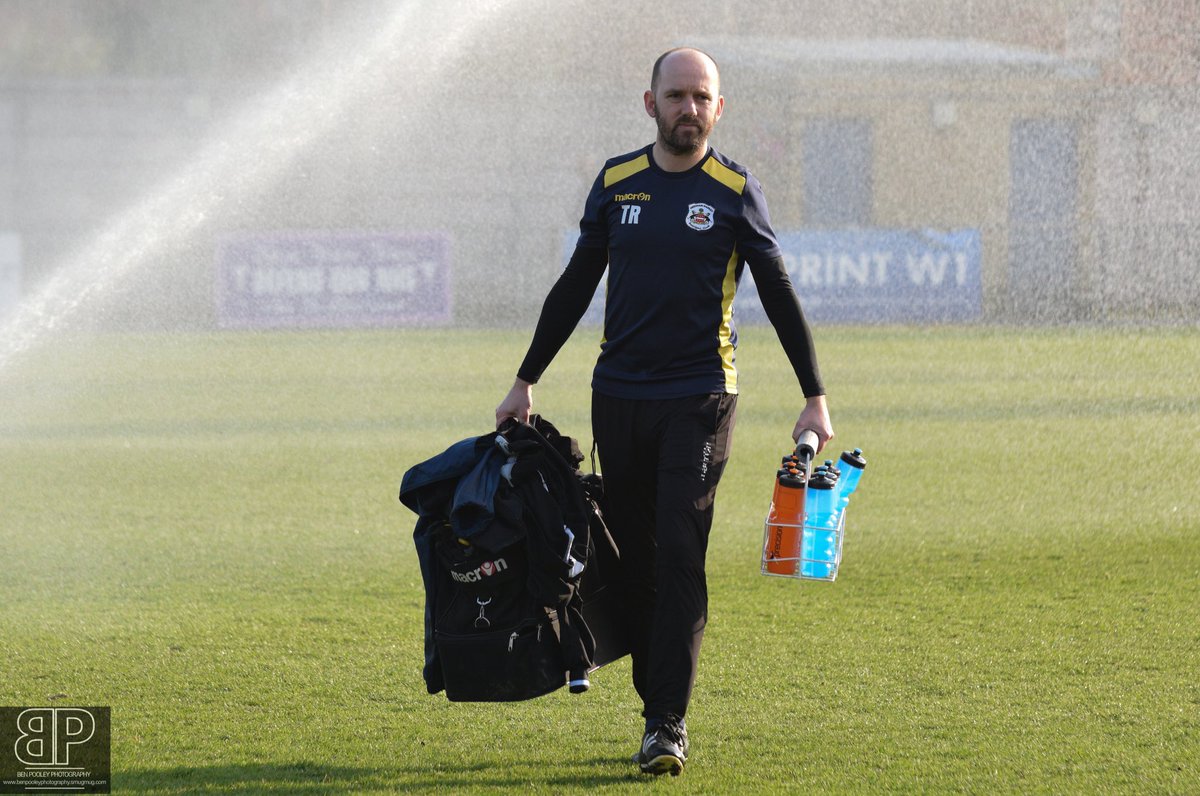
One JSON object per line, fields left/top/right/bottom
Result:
{"left": 500, "top": 416, "right": 580, "bottom": 475}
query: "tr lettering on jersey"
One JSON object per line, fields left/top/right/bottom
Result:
{"left": 621, "top": 204, "right": 642, "bottom": 225}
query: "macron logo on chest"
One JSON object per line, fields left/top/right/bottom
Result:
{"left": 615, "top": 192, "right": 650, "bottom": 225}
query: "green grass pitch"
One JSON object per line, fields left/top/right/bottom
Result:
{"left": 0, "top": 325, "right": 1197, "bottom": 794}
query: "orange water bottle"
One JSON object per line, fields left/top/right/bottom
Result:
{"left": 764, "top": 460, "right": 808, "bottom": 575}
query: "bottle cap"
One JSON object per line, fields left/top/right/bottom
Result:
{"left": 778, "top": 469, "right": 805, "bottom": 488}
{"left": 808, "top": 470, "right": 837, "bottom": 490}
{"left": 840, "top": 448, "right": 867, "bottom": 470}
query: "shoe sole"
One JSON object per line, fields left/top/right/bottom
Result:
{"left": 640, "top": 754, "right": 684, "bottom": 777}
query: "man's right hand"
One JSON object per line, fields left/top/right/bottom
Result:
{"left": 495, "top": 378, "right": 534, "bottom": 428}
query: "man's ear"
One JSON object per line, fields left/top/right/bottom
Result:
{"left": 644, "top": 89, "right": 657, "bottom": 118}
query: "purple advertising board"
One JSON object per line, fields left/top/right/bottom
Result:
{"left": 740, "top": 228, "right": 982, "bottom": 323}
{"left": 215, "top": 231, "right": 451, "bottom": 329}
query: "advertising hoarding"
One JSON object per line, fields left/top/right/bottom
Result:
{"left": 216, "top": 231, "right": 451, "bottom": 329}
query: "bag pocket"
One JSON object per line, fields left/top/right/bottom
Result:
{"left": 435, "top": 613, "right": 566, "bottom": 702}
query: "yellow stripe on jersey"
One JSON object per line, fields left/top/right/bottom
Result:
{"left": 603, "top": 154, "right": 651, "bottom": 188}
{"left": 718, "top": 250, "right": 740, "bottom": 394}
{"left": 599, "top": 256, "right": 609, "bottom": 346}
{"left": 702, "top": 156, "right": 747, "bottom": 195}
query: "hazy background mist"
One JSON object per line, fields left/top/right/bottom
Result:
{"left": 0, "top": 0, "right": 1196, "bottom": 335}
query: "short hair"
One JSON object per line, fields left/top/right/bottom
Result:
{"left": 650, "top": 47, "right": 720, "bottom": 92}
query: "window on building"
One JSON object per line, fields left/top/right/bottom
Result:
{"left": 802, "top": 118, "right": 873, "bottom": 226}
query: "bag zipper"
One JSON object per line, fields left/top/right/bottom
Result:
{"left": 507, "top": 623, "right": 543, "bottom": 652}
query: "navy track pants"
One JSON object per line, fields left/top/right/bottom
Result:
{"left": 591, "top": 390, "right": 737, "bottom": 721}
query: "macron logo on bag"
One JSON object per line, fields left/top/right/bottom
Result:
{"left": 451, "top": 558, "right": 509, "bottom": 584}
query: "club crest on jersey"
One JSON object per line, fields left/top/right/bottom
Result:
{"left": 685, "top": 203, "right": 715, "bottom": 231}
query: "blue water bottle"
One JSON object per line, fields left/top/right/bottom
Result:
{"left": 835, "top": 448, "right": 867, "bottom": 518}
{"left": 801, "top": 468, "right": 839, "bottom": 578}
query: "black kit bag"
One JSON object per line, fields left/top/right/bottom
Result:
{"left": 408, "top": 416, "right": 613, "bottom": 702}
{"left": 429, "top": 521, "right": 568, "bottom": 702}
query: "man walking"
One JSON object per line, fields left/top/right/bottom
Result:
{"left": 496, "top": 47, "right": 833, "bottom": 776}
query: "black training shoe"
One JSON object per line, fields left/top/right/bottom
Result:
{"left": 634, "top": 717, "right": 689, "bottom": 776}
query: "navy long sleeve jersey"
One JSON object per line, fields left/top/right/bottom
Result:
{"left": 518, "top": 145, "right": 824, "bottom": 399}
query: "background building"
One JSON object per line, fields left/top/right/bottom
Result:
{"left": 0, "top": 0, "right": 1195, "bottom": 328}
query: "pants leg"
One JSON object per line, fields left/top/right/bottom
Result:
{"left": 591, "top": 392, "right": 657, "bottom": 706}
{"left": 592, "top": 391, "right": 737, "bottom": 721}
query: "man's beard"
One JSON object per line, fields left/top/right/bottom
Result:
{"left": 657, "top": 113, "right": 710, "bottom": 156}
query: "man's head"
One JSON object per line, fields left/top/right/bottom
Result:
{"left": 645, "top": 47, "right": 723, "bottom": 158}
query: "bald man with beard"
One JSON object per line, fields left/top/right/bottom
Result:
{"left": 497, "top": 47, "right": 833, "bottom": 776}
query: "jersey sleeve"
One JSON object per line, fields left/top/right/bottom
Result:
{"left": 736, "top": 171, "right": 784, "bottom": 262}
{"left": 737, "top": 172, "right": 823, "bottom": 398}
{"left": 515, "top": 244, "right": 608, "bottom": 384}
{"left": 515, "top": 166, "right": 610, "bottom": 384}
{"left": 576, "top": 168, "right": 609, "bottom": 250}
{"left": 748, "top": 254, "right": 825, "bottom": 397}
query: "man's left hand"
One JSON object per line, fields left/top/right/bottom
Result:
{"left": 792, "top": 395, "right": 834, "bottom": 454}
